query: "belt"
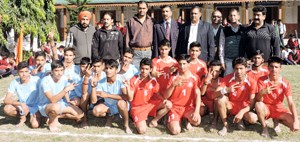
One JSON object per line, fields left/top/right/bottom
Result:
{"left": 132, "top": 46, "right": 151, "bottom": 51}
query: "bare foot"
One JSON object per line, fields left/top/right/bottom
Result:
{"left": 16, "top": 116, "right": 26, "bottom": 127}
{"left": 125, "top": 126, "right": 132, "bottom": 134}
{"left": 208, "top": 122, "right": 217, "bottom": 132}
{"left": 273, "top": 120, "right": 281, "bottom": 133}
{"left": 186, "top": 122, "right": 194, "bottom": 131}
{"left": 80, "top": 121, "right": 89, "bottom": 129}
{"left": 105, "top": 116, "right": 113, "bottom": 128}
{"left": 49, "top": 125, "right": 61, "bottom": 132}
{"left": 149, "top": 120, "right": 158, "bottom": 128}
{"left": 218, "top": 126, "right": 228, "bottom": 136}
{"left": 274, "top": 126, "right": 281, "bottom": 133}
{"left": 237, "top": 121, "right": 245, "bottom": 130}
{"left": 261, "top": 127, "right": 270, "bottom": 138}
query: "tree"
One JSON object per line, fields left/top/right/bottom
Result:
{"left": 0, "top": 0, "right": 58, "bottom": 46}
{"left": 64, "top": 0, "right": 91, "bottom": 28}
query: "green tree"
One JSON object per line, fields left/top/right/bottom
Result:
{"left": 64, "top": 0, "right": 91, "bottom": 28}
{"left": 0, "top": 0, "right": 58, "bottom": 45}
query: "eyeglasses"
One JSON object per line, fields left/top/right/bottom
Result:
{"left": 212, "top": 16, "right": 222, "bottom": 18}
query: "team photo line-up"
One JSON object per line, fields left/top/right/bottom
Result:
{"left": 2, "top": 1, "right": 298, "bottom": 138}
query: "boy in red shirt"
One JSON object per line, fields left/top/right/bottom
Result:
{"left": 256, "top": 56, "right": 299, "bottom": 138}
{"left": 247, "top": 50, "right": 269, "bottom": 81}
{"left": 215, "top": 57, "right": 258, "bottom": 136}
{"left": 126, "top": 58, "right": 171, "bottom": 134}
{"left": 152, "top": 39, "right": 177, "bottom": 99}
{"left": 188, "top": 42, "right": 207, "bottom": 79}
{"left": 164, "top": 54, "right": 201, "bottom": 135}
{"left": 199, "top": 60, "right": 223, "bottom": 131}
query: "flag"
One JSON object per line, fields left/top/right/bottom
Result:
{"left": 16, "top": 25, "right": 24, "bottom": 64}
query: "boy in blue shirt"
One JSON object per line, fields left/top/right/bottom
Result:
{"left": 38, "top": 60, "right": 84, "bottom": 132}
{"left": 4, "top": 61, "right": 41, "bottom": 128}
{"left": 90, "top": 59, "right": 132, "bottom": 134}
{"left": 29, "top": 51, "right": 51, "bottom": 78}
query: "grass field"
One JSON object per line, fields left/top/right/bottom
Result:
{"left": 0, "top": 65, "right": 299, "bottom": 142}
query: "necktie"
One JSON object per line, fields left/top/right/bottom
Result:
{"left": 166, "top": 21, "right": 170, "bottom": 40}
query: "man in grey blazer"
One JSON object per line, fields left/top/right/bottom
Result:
{"left": 176, "top": 6, "right": 215, "bottom": 63}
{"left": 153, "top": 5, "right": 180, "bottom": 58}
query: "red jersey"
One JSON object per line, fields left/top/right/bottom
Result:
{"left": 189, "top": 59, "right": 207, "bottom": 78}
{"left": 152, "top": 56, "right": 177, "bottom": 91}
{"left": 247, "top": 66, "right": 269, "bottom": 81}
{"left": 221, "top": 73, "right": 257, "bottom": 104}
{"left": 130, "top": 75, "right": 160, "bottom": 107}
{"left": 200, "top": 77, "right": 222, "bottom": 101}
{"left": 257, "top": 76, "right": 291, "bottom": 105}
{"left": 167, "top": 72, "right": 198, "bottom": 106}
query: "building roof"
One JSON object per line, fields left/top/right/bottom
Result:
{"left": 55, "top": 0, "right": 285, "bottom": 8}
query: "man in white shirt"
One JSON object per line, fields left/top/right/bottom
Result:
{"left": 278, "top": 19, "right": 286, "bottom": 46}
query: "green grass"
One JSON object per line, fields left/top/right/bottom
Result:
{"left": 0, "top": 65, "right": 300, "bottom": 141}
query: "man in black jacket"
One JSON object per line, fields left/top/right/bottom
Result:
{"left": 240, "top": 5, "right": 280, "bottom": 61}
{"left": 176, "top": 6, "right": 215, "bottom": 63}
{"left": 92, "top": 12, "right": 123, "bottom": 61}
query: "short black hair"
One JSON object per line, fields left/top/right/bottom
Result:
{"left": 159, "top": 39, "right": 171, "bottom": 48}
{"left": 80, "top": 57, "right": 91, "bottom": 65}
{"left": 105, "top": 59, "right": 119, "bottom": 69}
{"left": 34, "top": 51, "right": 46, "bottom": 59}
{"left": 51, "top": 60, "right": 64, "bottom": 70}
{"left": 268, "top": 56, "right": 283, "bottom": 66}
{"left": 103, "top": 12, "right": 114, "bottom": 19}
{"left": 160, "top": 5, "right": 172, "bottom": 10}
{"left": 176, "top": 54, "right": 190, "bottom": 63}
{"left": 189, "top": 41, "right": 201, "bottom": 50}
{"left": 253, "top": 5, "right": 267, "bottom": 15}
{"left": 137, "top": 0, "right": 148, "bottom": 7}
{"left": 59, "top": 45, "right": 65, "bottom": 49}
{"left": 124, "top": 48, "right": 134, "bottom": 57}
{"left": 191, "top": 6, "right": 202, "bottom": 13}
{"left": 229, "top": 8, "right": 239, "bottom": 14}
{"left": 64, "top": 48, "right": 76, "bottom": 55}
{"left": 92, "top": 57, "right": 104, "bottom": 65}
{"left": 208, "top": 60, "right": 221, "bottom": 67}
{"left": 140, "top": 58, "right": 152, "bottom": 68}
{"left": 252, "top": 50, "right": 264, "bottom": 58}
{"left": 17, "top": 61, "right": 29, "bottom": 70}
{"left": 232, "top": 57, "right": 248, "bottom": 68}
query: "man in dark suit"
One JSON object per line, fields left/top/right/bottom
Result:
{"left": 176, "top": 6, "right": 215, "bottom": 63}
{"left": 153, "top": 5, "right": 180, "bottom": 58}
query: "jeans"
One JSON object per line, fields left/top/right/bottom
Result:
{"left": 132, "top": 50, "right": 152, "bottom": 69}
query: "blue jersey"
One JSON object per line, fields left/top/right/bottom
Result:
{"left": 8, "top": 76, "right": 40, "bottom": 114}
{"left": 96, "top": 75, "right": 125, "bottom": 115}
{"left": 119, "top": 64, "right": 139, "bottom": 81}
{"left": 64, "top": 64, "right": 80, "bottom": 83}
{"left": 39, "top": 75, "right": 69, "bottom": 106}
{"left": 29, "top": 63, "right": 51, "bottom": 78}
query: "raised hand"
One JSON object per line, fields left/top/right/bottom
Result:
{"left": 227, "top": 82, "right": 241, "bottom": 93}
{"left": 85, "top": 64, "right": 94, "bottom": 78}
{"left": 261, "top": 85, "right": 276, "bottom": 95}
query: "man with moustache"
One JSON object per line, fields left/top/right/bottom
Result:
{"left": 92, "top": 12, "right": 123, "bottom": 61}
{"left": 241, "top": 5, "right": 280, "bottom": 61}
{"left": 153, "top": 5, "right": 180, "bottom": 58}
{"left": 176, "top": 6, "right": 215, "bottom": 63}
{"left": 66, "top": 11, "right": 96, "bottom": 64}
{"left": 126, "top": 1, "right": 153, "bottom": 68}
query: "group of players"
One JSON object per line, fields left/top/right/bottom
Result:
{"left": 3, "top": 40, "right": 299, "bottom": 138}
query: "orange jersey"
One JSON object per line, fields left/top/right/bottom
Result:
{"left": 167, "top": 72, "right": 198, "bottom": 106}
{"left": 189, "top": 59, "right": 207, "bottom": 78}
{"left": 152, "top": 56, "right": 178, "bottom": 91}
{"left": 130, "top": 75, "right": 160, "bottom": 107}
{"left": 257, "top": 76, "right": 291, "bottom": 105}
{"left": 247, "top": 66, "right": 269, "bottom": 81}
{"left": 221, "top": 73, "right": 257, "bottom": 104}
